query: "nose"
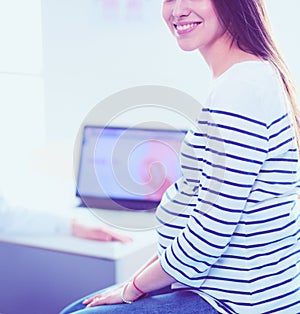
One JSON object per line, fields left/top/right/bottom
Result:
{"left": 172, "top": 0, "right": 190, "bottom": 18}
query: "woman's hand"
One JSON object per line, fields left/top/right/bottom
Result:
{"left": 82, "top": 282, "right": 143, "bottom": 308}
{"left": 82, "top": 285, "right": 124, "bottom": 307}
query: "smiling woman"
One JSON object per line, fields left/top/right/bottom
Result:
{"left": 162, "top": 0, "right": 226, "bottom": 53}
{"left": 60, "top": 1, "right": 300, "bottom": 313}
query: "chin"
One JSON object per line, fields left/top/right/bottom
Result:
{"left": 177, "top": 41, "right": 198, "bottom": 52}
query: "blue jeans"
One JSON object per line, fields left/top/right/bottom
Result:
{"left": 60, "top": 286, "right": 218, "bottom": 314}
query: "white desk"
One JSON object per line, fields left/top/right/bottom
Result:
{"left": 0, "top": 166, "right": 158, "bottom": 314}
{"left": 0, "top": 209, "right": 157, "bottom": 314}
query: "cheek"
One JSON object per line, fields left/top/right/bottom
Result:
{"left": 162, "top": 5, "right": 172, "bottom": 29}
{"left": 211, "top": 18, "right": 226, "bottom": 39}
{"left": 206, "top": 4, "right": 225, "bottom": 34}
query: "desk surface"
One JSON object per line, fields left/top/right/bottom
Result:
{"left": 0, "top": 207, "right": 158, "bottom": 260}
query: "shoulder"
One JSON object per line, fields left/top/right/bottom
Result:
{"left": 207, "top": 61, "right": 287, "bottom": 126}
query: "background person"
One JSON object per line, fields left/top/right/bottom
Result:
{"left": 0, "top": 196, "right": 131, "bottom": 242}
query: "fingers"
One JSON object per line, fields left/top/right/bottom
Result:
{"left": 82, "top": 294, "right": 104, "bottom": 307}
{"left": 109, "top": 231, "right": 133, "bottom": 243}
{"left": 82, "top": 292, "right": 119, "bottom": 308}
{"left": 82, "top": 296, "right": 96, "bottom": 305}
{"left": 88, "top": 225, "right": 133, "bottom": 243}
{"left": 82, "top": 285, "right": 124, "bottom": 307}
{"left": 72, "top": 219, "right": 133, "bottom": 243}
{"left": 89, "top": 229, "right": 114, "bottom": 242}
{"left": 89, "top": 228, "right": 132, "bottom": 243}
{"left": 84, "top": 296, "right": 103, "bottom": 308}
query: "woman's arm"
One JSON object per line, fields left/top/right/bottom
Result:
{"left": 129, "top": 253, "right": 159, "bottom": 280}
{"left": 83, "top": 257, "right": 175, "bottom": 307}
{"left": 126, "top": 258, "right": 176, "bottom": 298}
{"left": 82, "top": 253, "right": 160, "bottom": 307}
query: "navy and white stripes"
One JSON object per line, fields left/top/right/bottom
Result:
{"left": 156, "top": 61, "right": 300, "bottom": 313}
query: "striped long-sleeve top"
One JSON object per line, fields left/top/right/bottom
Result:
{"left": 156, "top": 61, "right": 300, "bottom": 314}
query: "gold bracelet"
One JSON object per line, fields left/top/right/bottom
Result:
{"left": 120, "top": 282, "right": 134, "bottom": 304}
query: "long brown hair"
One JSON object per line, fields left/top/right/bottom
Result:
{"left": 212, "top": 0, "right": 300, "bottom": 150}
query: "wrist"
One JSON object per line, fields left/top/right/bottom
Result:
{"left": 125, "top": 281, "right": 144, "bottom": 301}
{"left": 133, "top": 275, "right": 146, "bottom": 295}
{"left": 120, "top": 280, "right": 146, "bottom": 304}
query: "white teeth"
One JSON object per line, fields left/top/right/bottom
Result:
{"left": 176, "top": 23, "right": 198, "bottom": 31}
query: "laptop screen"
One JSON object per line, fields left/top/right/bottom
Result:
{"left": 76, "top": 125, "right": 186, "bottom": 211}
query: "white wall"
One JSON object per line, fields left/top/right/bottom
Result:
{"left": 0, "top": 0, "right": 45, "bottom": 202}
{"left": 265, "top": 0, "right": 300, "bottom": 83}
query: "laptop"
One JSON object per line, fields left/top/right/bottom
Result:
{"left": 75, "top": 125, "right": 186, "bottom": 211}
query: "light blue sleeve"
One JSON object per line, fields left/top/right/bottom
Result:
{"left": 0, "top": 196, "right": 71, "bottom": 236}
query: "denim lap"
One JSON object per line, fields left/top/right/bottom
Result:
{"left": 60, "top": 288, "right": 218, "bottom": 314}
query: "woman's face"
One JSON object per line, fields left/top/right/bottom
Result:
{"left": 162, "top": 0, "right": 226, "bottom": 52}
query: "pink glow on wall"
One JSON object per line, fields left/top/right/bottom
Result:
{"left": 98, "top": 0, "right": 150, "bottom": 22}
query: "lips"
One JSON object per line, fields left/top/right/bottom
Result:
{"left": 173, "top": 22, "right": 202, "bottom": 35}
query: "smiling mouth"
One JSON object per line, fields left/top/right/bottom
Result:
{"left": 174, "top": 22, "right": 202, "bottom": 34}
